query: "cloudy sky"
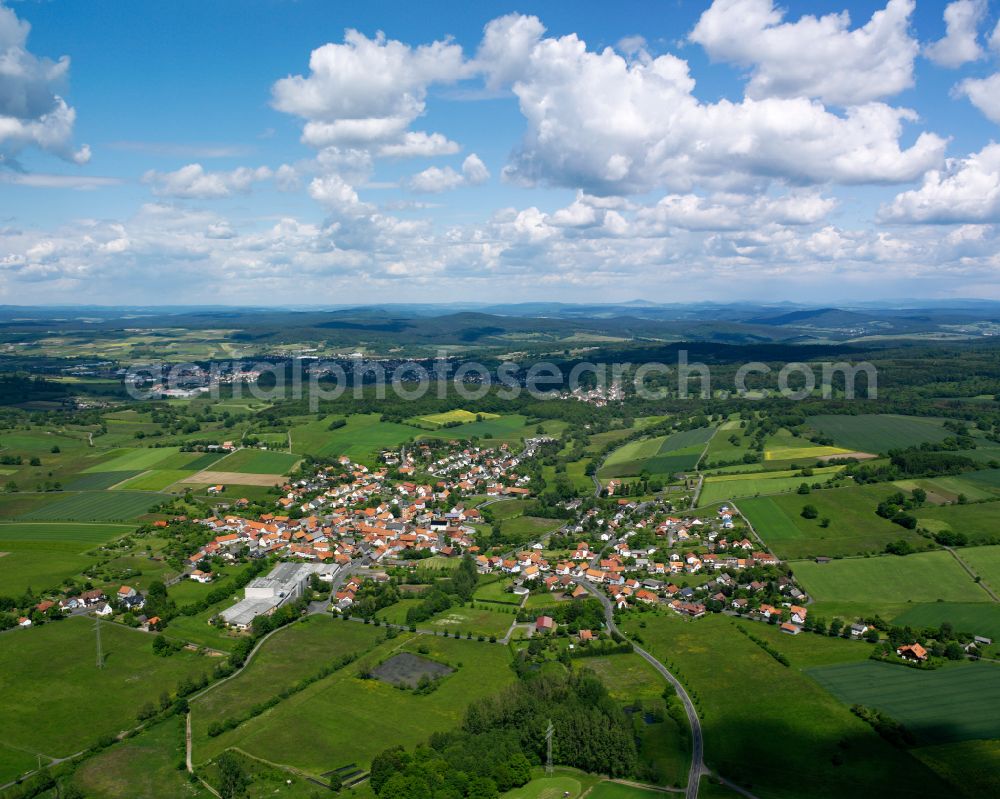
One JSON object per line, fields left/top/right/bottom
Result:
{"left": 3, "top": 0, "right": 1000, "bottom": 305}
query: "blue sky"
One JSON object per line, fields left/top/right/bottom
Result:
{"left": 2, "top": 0, "right": 1000, "bottom": 305}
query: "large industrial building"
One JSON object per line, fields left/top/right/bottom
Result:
{"left": 220, "top": 561, "right": 338, "bottom": 629}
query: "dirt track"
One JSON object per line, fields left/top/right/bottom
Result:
{"left": 181, "top": 470, "right": 286, "bottom": 486}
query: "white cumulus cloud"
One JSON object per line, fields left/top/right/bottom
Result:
{"left": 142, "top": 164, "right": 273, "bottom": 199}
{"left": 957, "top": 72, "right": 1000, "bottom": 124}
{"left": 879, "top": 143, "right": 1000, "bottom": 223}
{"left": 408, "top": 153, "right": 490, "bottom": 193}
{"left": 689, "top": 0, "right": 918, "bottom": 106}
{"left": 479, "top": 15, "right": 944, "bottom": 195}
{"left": 925, "top": 0, "right": 986, "bottom": 67}
{"left": 0, "top": 2, "right": 89, "bottom": 165}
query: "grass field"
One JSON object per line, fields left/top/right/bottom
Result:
{"left": 957, "top": 544, "right": 1000, "bottom": 593}
{"left": 426, "top": 604, "right": 515, "bottom": 637}
{"left": 19, "top": 490, "right": 164, "bottom": 521}
{"left": 807, "top": 414, "right": 954, "bottom": 454}
{"left": 410, "top": 409, "right": 500, "bottom": 428}
{"left": 587, "top": 783, "right": 669, "bottom": 798}
{"left": 621, "top": 613, "right": 952, "bottom": 799}
{"left": 914, "top": 502, "right": 1000, "bottom": 546}
{"left": 191, "top": 618, "right": 384, "bottom": 742}
{"left": 739, "top": 485, "right": 921, "bottom": 558}
{"left": 64, "top": 470, "right": 144, "bottom": 490}
{"left": 792, "top": 550, "right": 988, "bottom": 604}
{"left": 699, "top": 467, "right": 844, "bottom": 509}
{"left": 196, "top": 634, "right": 515, "bottom": 775}
{"left": 472, "top": 578, "right": 521, "bottom": 605}
{"left": 82, "top": 447, "right": 181, "bottom": 474}
{"left": 0, "top": 617, "right": 215, "bottom": 782}
{"left": 209, "top": 448, "right": 299, "bottom": 474}
{"left": 809, "top": 660, "right": 1000, "bottom": 744}
{"left": 765, "top": 444, "right": 854, "bottom": 461}
{"left": 600, "top": 428, "right": 714, "bottom": 478}
{"left": 582, "top": 653, "right": 673, "bottom": 703}
{"left": 72, "top": 717, "right": 209, "bottom": 799}
{"left": 290, "top": 413, "right": 416, "bottom": 465}
{"left": 912, "top": 739, "right": 1000, "bottom": 799}
{"left": 892, "top": 603, "right": 1000, "bottom": 640}
{"left": 0, "top": 521, "right": 132, "bottom": 546}
{"left": 117, "top": 469, "right": 193, "bottom": 491}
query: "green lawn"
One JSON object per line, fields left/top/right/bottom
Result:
{"left": 621, "top": 613, "right": 953, "bottom": 799}
{"left": 808, "top": 660, "right": 1000, "bottom": 744}
{"left": 196, "top": 635, "right": 515, "bottom": 775}
{"left": 19, "top": 490, "right": 164, "bottom": 521}
{"left": 0, "top": 617, "right": 215, "bottom": 781}
{"left": 807, "top": 414, "right": 953, "bottom": 454}
{"left": 792, "top": 550, "right": 988, "bottom": 605}
{"left": 740, "top": 485, "right": 924, "bottom": 558}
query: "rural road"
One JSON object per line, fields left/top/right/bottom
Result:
{"left": 579, "top": 579, "right": 706, "bottom": 799}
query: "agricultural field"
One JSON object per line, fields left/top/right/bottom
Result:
{"left": 290, "top": 413, "right": 415, "bottom": 465}
{"left": 82, "top": 447, "right": 182, "bottom": 474}
{"left": 739, "top": 484, "right": 921, "bottom": 558}
{"left": 698, "top": 466, "right": 843, "bottom": 509}
{"left": 0, "top": 520, "right": 138, "bottom": 596}
{"left": 18, "top": 490, "right": 164, "bottom": 521}
{"left": 408, "top": 408, "right": 500, "bottom": 428}
{"left": 762, "top": 427, "right": 856, "bottom": 464}
{"left": 958, "top": 544, "right": 1000, "bottom": 593}
{"left": 892, "top": 603, "right": 1000, "bottom": 641}
{"left": 195, "top": 634, "right": 516, "bottom": 775}
{"left": 600, "top": 427, "right": 713, "bottom": 478}
{"left": 916, "top": 501, "right": 1000, "bottom": 545}
{"left": 64, "top": 470, "right": 144, "bottom": 490}
{"left": 807, "top": 414, "right": 954, "bottom": 454}
{"left": 911, "top": 739, "right": 1000, "bottom": 799}
{"left": 792, "top": 550, "right": 988, "bottom": 605}
{"left": 808, "top": 660, "right": 1000, "bottom": 744}
{"left": 620, "top": 613, "right": 952, "bottom": 799}
{"left": 117, "top": 469, "right": 192, "bottom": 491}
{"left": 208, "top": 448, "right": 300, "bottom": 474}
{"left": 0, "top": 617, "right": 216, "bottom": 784}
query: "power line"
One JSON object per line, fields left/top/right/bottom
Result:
{"left": 95, "top": 617, "right": 104, "bottom": 669}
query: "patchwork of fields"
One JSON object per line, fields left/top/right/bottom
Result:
{"left": 600, "top": 427, "right": 714, "bottom": 478}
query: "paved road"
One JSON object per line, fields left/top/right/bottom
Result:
{"left": 579, "top": 579, "right": 706, "bottom": 799}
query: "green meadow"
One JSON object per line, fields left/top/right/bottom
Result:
{"left": 792, "top": 550, "right": 988, "bottom": 605}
